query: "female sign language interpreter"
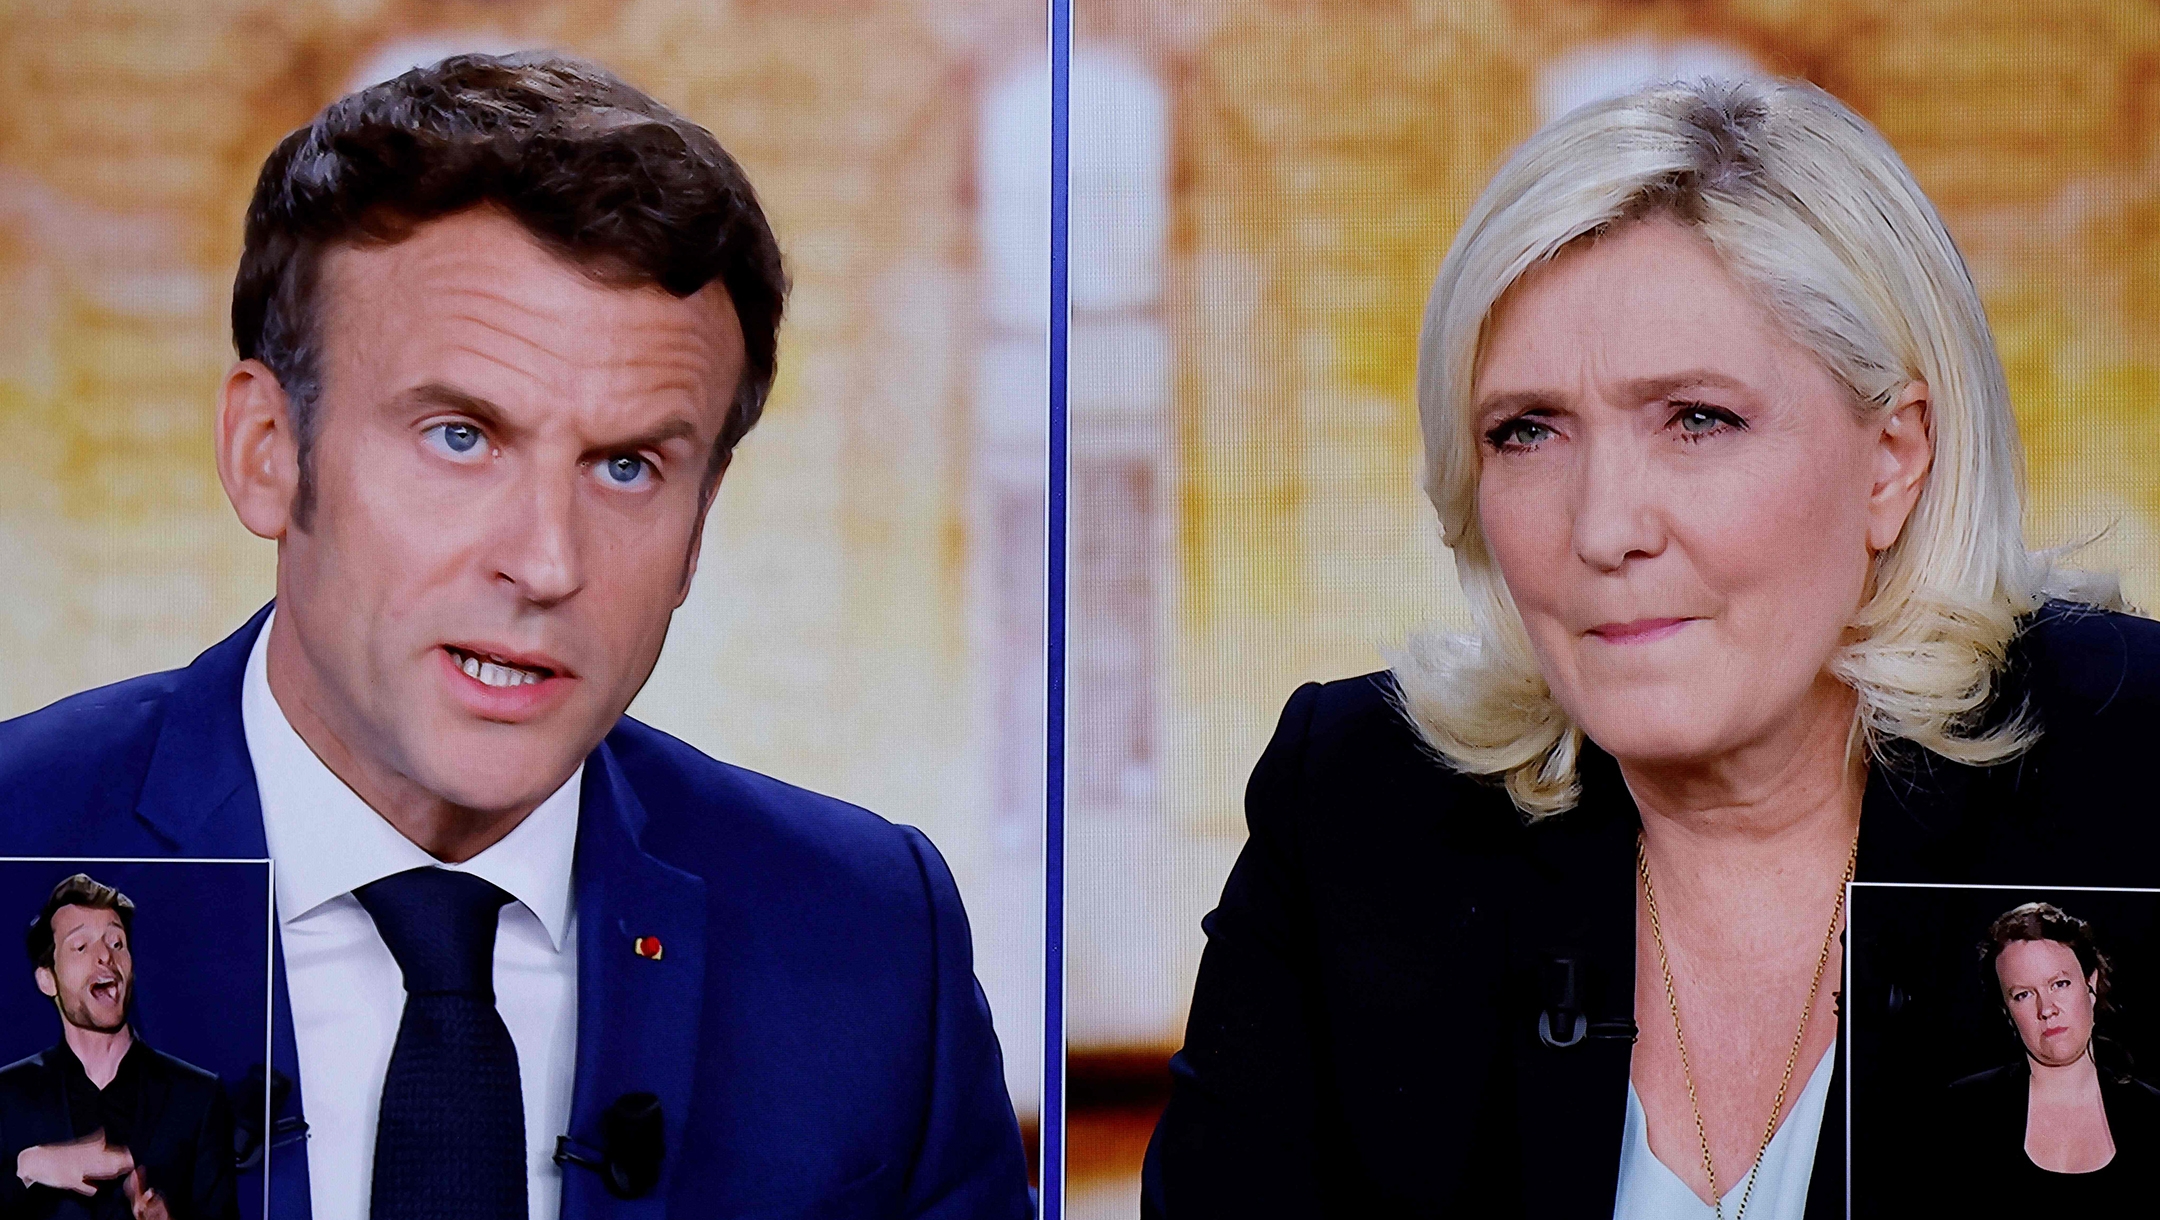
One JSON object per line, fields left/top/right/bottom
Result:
{"left": 1143, "top": 77, "right": 2160, "bottom": 1220}
{"left": 1942, "top": 902, "right": 2160, "bottom": 1208}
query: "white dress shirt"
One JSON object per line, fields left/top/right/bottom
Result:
{"left": 1612, "top": 1045, "right": 1835, "bottom": 1220}
{"left": 242, "top": 614, "right": 581, "bottom": 1220}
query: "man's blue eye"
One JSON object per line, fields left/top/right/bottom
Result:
{"left": 605, "top": 456, "right": 647, "bottom": 484}
{"left": 442, "top": 424, "right": 481, "bottom": 453}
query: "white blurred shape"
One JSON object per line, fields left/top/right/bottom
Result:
{"left": 1536, "top": 37, "right": 1763, "bottom": 127}
{"left": 346, "top": 35, "right": 533, "bottom": 94}
{"left": 979, "top": 58, "right": 1051, "bottom": 335}
{"left": 1072, "top": 46, "right": 1169, "bottom": 313}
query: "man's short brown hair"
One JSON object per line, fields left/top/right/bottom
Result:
{"left": 232, "top": 51, "right": 789, "bottom": 523}
{"left": 26, "top": 874, "right": 134, "bottom": 972}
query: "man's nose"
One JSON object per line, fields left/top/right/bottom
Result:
{"left": 495, "top": 472, "right": 586, "bottom": 607}
{"left": 1570, "top": 431, "right": 1666, "bottom": 572}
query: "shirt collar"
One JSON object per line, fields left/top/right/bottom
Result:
{"left": 240, "top": 611, "right": 581, "bottom": 949}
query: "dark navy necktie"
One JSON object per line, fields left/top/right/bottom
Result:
{"left": 355, "top": 867, "right": 527, "bottom": 1220}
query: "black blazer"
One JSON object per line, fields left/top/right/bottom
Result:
{"left": 0, "top": 1043, "right": 236, "bottom": 1220}
{"left": 1142, "top": 602, "right": 2160, "bottom": 1218}
{"left": 1936, "top": 1063, "right": 2160, "bottom": 1206}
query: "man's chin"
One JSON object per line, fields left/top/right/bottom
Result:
{"left": 62, "top": 1005, "right": 128, "bottom": 1035}
{"left": 409, "top": 743, "right": 588, "bottom": 818}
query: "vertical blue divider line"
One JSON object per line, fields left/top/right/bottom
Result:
{"left": 1042, "top": 0, "right": 1072, "bottom": 1215}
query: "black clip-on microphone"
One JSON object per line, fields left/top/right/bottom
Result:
{"left": 1537, "top": 955, "right": 1638, "bottom": 1049}
{"left": 554, "top": 1092, "right": 665, "bottom": 1200}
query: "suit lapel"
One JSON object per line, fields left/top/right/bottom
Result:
{"left": 128, "top": 605, "right": 312, "bottom": 1220}
{"left": 1509, "top": 746, "right": 1640, "bottom": 1218}
{"left": 560, "top": 742, "right": 707, "bottom": 1219}
{"left": 132, "top": 604, "right": 273, "bottom": 858}
{"left": 1795, "top": 749, "right": 1982, "bottom": 1217}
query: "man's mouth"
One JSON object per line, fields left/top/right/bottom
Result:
{"left": 89, "top": 976, "right": 119, "bottom": 1004}
{"left": 445, "top": 646, "right": 555, "bottom": 689}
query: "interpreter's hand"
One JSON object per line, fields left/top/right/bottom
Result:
{"left": 125, "top": 1167, "right": 171, "bottom": 1220}
{"left": 14, "top": 1128, "right": 134, "bottom": 1194}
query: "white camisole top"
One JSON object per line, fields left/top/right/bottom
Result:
{"left": 1612, "top": 1046, "right": 1837, "bottom": 1220}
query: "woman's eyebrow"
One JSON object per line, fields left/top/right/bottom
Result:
{"left": 1617, "top": 370, "right": 1752, "bottom": 400}
{"left": 1473, "top": 389, "right": 1564, "bottom": 421}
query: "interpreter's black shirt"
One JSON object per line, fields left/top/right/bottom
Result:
{"left": 53, "top": 1038, "right": 151, "bottom": 1220}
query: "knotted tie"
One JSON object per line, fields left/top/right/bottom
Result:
{"left": 355, "top": 867, "right": 527, "bottom": 1220}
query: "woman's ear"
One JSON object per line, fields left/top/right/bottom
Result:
{"left": 1867, "top": 380, "right": 1932, "bottom": 553}
{"left": 216, "top": 359, "right": 304, "bottom": 541}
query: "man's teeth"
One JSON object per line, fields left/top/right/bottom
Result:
{"left": 453, "top": 652, "right": 546, "bottom": 688}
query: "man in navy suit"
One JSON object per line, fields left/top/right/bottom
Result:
{"left": 0, "top": 53, "right": 1032, "bottom": 1220}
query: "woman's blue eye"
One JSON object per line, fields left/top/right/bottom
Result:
{"left": 1486, "top": 418, "right": 1554, "bottom": 450}
{"left": 1672, "top": 402, "right": 1744, "bottom": 437}
{"left": 604, "top": 456, "right": 649, "bottom": 485}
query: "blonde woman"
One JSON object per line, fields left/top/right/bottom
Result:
{"left": 1143, "top": 77, "right": 2156, "bottom": 1220}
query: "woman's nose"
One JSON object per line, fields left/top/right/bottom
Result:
{"left": 1570, "top": 435, "right": 1665, "bottom": 571}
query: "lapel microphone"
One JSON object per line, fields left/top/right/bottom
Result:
{"left": 554, "top": 1092, "right": 666, "bottom": 1199}
{"left": 1536, "top": 955, "right": 1638, "bottom": 1049}
{"left": 233, "top": 1065, "right": 309, "bottom": 1171}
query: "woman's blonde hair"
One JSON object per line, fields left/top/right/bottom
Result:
{"left": 1395, "top": 76, "right": 2115, "bottom": 819}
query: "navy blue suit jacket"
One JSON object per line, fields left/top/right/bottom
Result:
{"left": 0, "top": 607, "right": 1033, "bottom": 1220}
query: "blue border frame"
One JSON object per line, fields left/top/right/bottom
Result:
{"left": 1041, "top": 0, "right": 1072, "bottom": 1215}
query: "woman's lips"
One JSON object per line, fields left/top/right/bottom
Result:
{"left": 1586, "top": 617, "right": 1695, "bottom": 644}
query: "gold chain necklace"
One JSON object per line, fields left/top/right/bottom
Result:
{"left": 1636, "top": 828, "right": 1858, "bottom": 1220}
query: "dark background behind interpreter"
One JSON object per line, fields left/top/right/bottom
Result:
{"left": 0, "top": 860, "right": 272, "bottom": 1213}
{"left": 1846, "top": 883, "right": 2160, "bottom": 1214}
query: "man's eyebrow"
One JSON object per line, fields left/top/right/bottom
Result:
{"left": 397, "top": 382, "right": 511, "bottom": 424}
{"left": 605, "top": 417, "right": 702, "bottom": 452}
{"left": 395, "top": 383, "right": 706, "bottom": 452}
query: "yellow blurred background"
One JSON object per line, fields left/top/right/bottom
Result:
{"left": 0, "top": 0, "right": 1048, "bottom": 1136}
{"left": 1064, "top": 1, "right": 2160, "bottom": 1213}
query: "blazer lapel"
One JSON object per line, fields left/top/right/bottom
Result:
{"left": 132, "top": 603, "right": 273, "bottom": 858}
{"left": 559, "top": 740, "right": 707, "bottom": 1219}
{"left": 128, "top": 604, "right": 313, "bottom": 1220}
{"left": 1509, "top": 747, "right": 1641, "bottom": 1218}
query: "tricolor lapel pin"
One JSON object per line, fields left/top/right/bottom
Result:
{"left": 633, "top": 935, "right": 663, "bottom": 961}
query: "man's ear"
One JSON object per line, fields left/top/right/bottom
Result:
{"left": 676, "top": 449, "right": 731, "bottom": 607}
{"left": 216, "top": 359, "right": 304, "bottom": 541}
{"left": 35, "top": 966, "right": 55, "bottom": 1000}
{"left": 1867, "top": 380, "right": 1933, "bottom": 554}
